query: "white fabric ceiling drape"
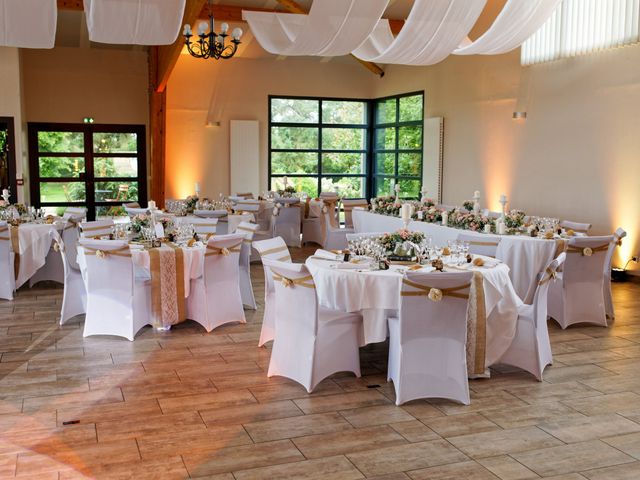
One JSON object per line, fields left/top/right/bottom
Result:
{"left": 0, "top": 0, "right": 57, "bottom": 48}
{"left": 454, "top": 0, "right": 562, "bottom": 55}
{"left": 353, "top": 0, "right": 486, "bottom": 65}
{"left": 242, "top": 0, "right": 389, "bottom": 56}
{"left": 83, "top": 0, "right": 186, "bottom": 45}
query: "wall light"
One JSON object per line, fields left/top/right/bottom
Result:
{"left": 83, "top": 117, "right": 94, "bottom": 124}
{"left": 512, "top": 111, "right": 527, "bottom": 120}
{"left": 205, "top": 121, "right": 221, "bottom": 128}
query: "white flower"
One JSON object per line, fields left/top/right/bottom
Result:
{"left": 95, "top": 249, "right": 106, "bottom": 259}
{"left": 53, "top": 242, "right": 61, "bottom": 252}
{"left": 281, "top": 277, "right": 293, "bottom": 288}
{"left": 583, "top": 247, "right": 593, "bottom": 257}
{"left": 427, "top": 288, "right": 443, "bottom": 302}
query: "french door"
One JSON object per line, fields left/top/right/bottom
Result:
{"left": 28, "top": 123, "right": 147, "bottom": 220}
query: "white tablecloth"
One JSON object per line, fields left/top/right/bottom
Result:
{"left": 353, "top": 210, "right": 560, "bottom": 303}
{"left": 15, "top": 223, "right": 56, "bottom": 288}
{"left": 175, "top": 214, "right": 254, "bottom": 235}
{"left": 306, "top": 257, "right": 522, "bottom": 367}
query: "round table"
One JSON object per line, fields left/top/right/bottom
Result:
{"left": 306, "top": 255, "right": 523, "bottom": 368}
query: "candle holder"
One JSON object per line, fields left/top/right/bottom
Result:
{"left": 394, "top": 183, "right": 400, "bottom": 204}
{"left": 1, "top": 190, "right": 10, "bottom": 204}
{"left": 473, "top": 191, "right": 481, "bottom": 214}
{"left": 420, "top": 187, "right": 428, "bottom": 204}
{"left": 499, "top": 195, "right": 508, "bottom": 221}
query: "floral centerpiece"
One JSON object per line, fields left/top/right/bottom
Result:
{"left": 504, "top": 210, "right": 526, "bottom": 230}
{"left": 130, "top": 214, "right": 151, "bottom": 234}
{"left": 276, "top": 186, "right": 296, "bottom": 198}
{"left": 378, "top": 229, "right": 425, "bottom": 253}
{"left": 462, "top": 200, "right": 475, "bottom": 211}
{"left": 415, "top": 205, "right": 443, "bottom": 223}
{"left": 185, "top": 195, "right": 199, "bottom": 214}
{"left": 421, "top": 198, "right": 436, "bottom": 208}
{"left": 371, "top": 196, "right": 401, "bottom": 216}
{"left": 448, "top": 209, "right": 495, "bottom": 232}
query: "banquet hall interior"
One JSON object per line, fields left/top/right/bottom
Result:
{"left": 1, "top": 0, "right": 640, "bottom": 478}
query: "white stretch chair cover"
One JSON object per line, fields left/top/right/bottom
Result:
{"left": 243, "top": 0, "right": 388, "bottom": 56}
{"left": 189, "top": 217, "right": 218, "bottom": 239}
{"left": 235, "top": 222, "right": 259, "bottom": 310}
{"left": 79, "top": 239, "right": 151, "bottom": 341}
{"left": 321, "top": 209, "right": 353, "bottom": 251}
{"left": 0, "top": 0, "right": 57, "bottom": 48}
{"left": 388, "top": 270, "right": 474, "bottom": 405}
{"left": 604, "top": 227, "right": 627, "bottom": 321}
{"left": 83, "top": 0, "right": 186, "bottom": 45}
{"left": 194, "top": 209, "right": 227, "bottom": 218}
{"left": 80, "top": 220, "right": 114, "bottom": 239}
{"left": 548, "top": 236, "right": 613, "bottom": 329}
{"left": 263, "top": 258, "right": 361, "bottom": 392}
{"left": 454, "top": 0, "right": 562, "bottom": 55}
{"left": 235, "top": 201, "right": 260, "bottom": 214}
{"left": 187, "top": 234, "right": 245, "bottom": 332}
{"left": 273, "top": 202, "right": 301, "bottom": 248}
{"left": 457, "top": 232, "right": 501, "bottom": 258}
{"left": 253, "top": 237, "right": 292, "bottom": 346}
{"left": 52, "top": 230, "right": 87, "bottom": 325}
{"left": 560, "top": 220, "right": 592, "bottom": 234}
{"left": 354, "top": 0, "right": 486, "bottom": 65}
{"left": 62, "top": 206, "right": 87, "bottom": 220}
{"left": 499, "top": 253, "right": 566, "bottom": 380}
{"left": 29, "top": 226, "right": 65, "bottom": 287}
{"left": 342, "top": 198, "right": 369, "bottom": 229}
{"left": 302, "top": 216, "right": 323, "bottom": 246}
{"left": 236, "top": 192, "right": 254, "bottom": 199}
{"left": 125, "top": 207, "right": 149, "bottom": 217}
{"left": 0, "top": 221, "right": 15, "bottom": 300}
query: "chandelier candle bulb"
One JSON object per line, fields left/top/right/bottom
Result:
{"left": 183, "top": 24, "right": 191, "bottom": 36}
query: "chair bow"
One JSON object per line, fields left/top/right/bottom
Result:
{"left": 401, "top": 279, "right": 470, "bottom": 300}
{"left": 566, "top": 244, "right": 609, "bottom": 256}
{"left": 272, "top": 273, "right": 315, "bottom": 289}
{"left": 84, "top": 245, "right": 131, "bottom": 259}
{"left": 206, "top": 243, "right": 241, "bottom": 257}
{"left": 538, "top": 267, "right": 557, "bottom": 285}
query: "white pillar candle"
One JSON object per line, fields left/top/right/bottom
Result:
{"left": 417, "top": 210, "right": 424, "bottom": 220}
{"left": 401, "top": 203, "right": 411, "bottom": 222}
{"left": 148, "top": 200, "right": 156, "bottom": 210}
{"left": 441, "top": 211, "right": 448, "bottom": 226}
{"left": 484, "top": 224, "right": 492, "bottom": 233}
{"left": 498, "top": 221, "right": 506, "bottom": 235}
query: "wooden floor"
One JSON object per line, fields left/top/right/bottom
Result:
{"left": 1, "top": 247, "right": 640, "bottom": 479}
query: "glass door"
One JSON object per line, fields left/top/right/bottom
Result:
{"left": 0, "top": 117, "right": 17, "bottom": 204}
{"left": 28, "top": 123, "right": 147, "bottom": 220}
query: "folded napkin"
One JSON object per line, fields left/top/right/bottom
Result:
{"left": 472, "top": 255, "right": 499, "bottom": 268}
{"left": 314, "top": 249, "right": 342, "bottom": 261}
{"left": 195, "top": 210, "right": 227, "bottom": 218}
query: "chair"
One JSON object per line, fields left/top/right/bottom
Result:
{"left": 548, "top": 236, "right": 613, "bottom": 329}
{"left": 29, "top": 228, "right": 65, "bottom": 287}
{"left": 0, "top": 221, "right": 16, "bottom": 300}
{"left": 388, "top": 270, "right": 474, "bottom": 405}
{"left": 499, "top": 253, "right": 566, "bottom": 380}
{"left": 189, "top": 217, "right": 218, "bottom": 240}
{"left": 262, "top": 258, "right": 362, "bottom": 393}
{"left": 603, "top": 227, "right": 627, "bottom": 321}
{"left": 273, "top": 202, "right": 301, "bottom": 248}
{"left": 253, "top": 237, "right": 292, "bottom": 346}
{"left": 79, "top": 239, "right": 151, "bottom": 341}
{"left": 321, "top": 208, "right": 353, "bottom": 251}
{"left": 234, "top": 222, "right": 259, "bottom": 310}
{"left": 236, "top": 192, "right": 254, "bottom": 199}
{"left": 342, "top": 198, "right": 369, "bottom": 229}
{"left": 125, "top": 206, "right": 149, "bottom": 217}
{"left": 186, "top": 234, "right": 245, "bottom": 332}
{"left": 80, "top": 220, "right": 114, "bottom": 239}
{"left": 62, "top": 206, "right": 87, "bottom": 220}
{"left": 560, "top": 220, "right": 592, "bottom": 234}
{"left": 457, "top": 232, "right": 501, "bottom": 258}
{"left": 52, "top": 229, "right": 87, "bottom": 325}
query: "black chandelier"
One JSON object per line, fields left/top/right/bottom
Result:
{"left": 183, "top": 0, "right": 243, "bottom": 60}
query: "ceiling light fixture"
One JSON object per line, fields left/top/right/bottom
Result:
{"left": 183, "top": 0, "right": 243, "bottom": 60}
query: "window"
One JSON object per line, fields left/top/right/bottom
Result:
{"left": 373, "top": 92, "right": 424, "bottom": 198}
{"left": 28, "top": 123, "right": 147, "bottom": 220}
{"left": 522, "top": 0, "right": 640, "bottom": 65}
{"left": 269, "top": 97, "right": 368, "bottom": 197}
{"left": 268, "top": 92, "right": 424, "bottom": 198}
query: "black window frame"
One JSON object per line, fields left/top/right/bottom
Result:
{"left": 28, "top": 122, "right": 147, "bottom": 221}
{"left": 268, "top": 91, "right": 424, "bottom": 199}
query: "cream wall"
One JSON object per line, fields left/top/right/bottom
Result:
{"left": 166, "top": 56, "right": 376, "bottom": 199}
{"left": 19, "top": 47, "right": 150, "bottom": 201}
{"left": 373, "top": 45, "right": 640, "bottom": 272}
{"left": 0, "top": 47, "right": 26, "bottom": 202}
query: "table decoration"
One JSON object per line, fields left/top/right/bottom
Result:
{"left": 276, "top": 186, "right": 297, "bottom": 198}
{"left": 185, "top": 195, "right": 199, "bottom": 214}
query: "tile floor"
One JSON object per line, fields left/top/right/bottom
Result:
{"left": 1, "top": 246, "right": 639, "bottom": 479}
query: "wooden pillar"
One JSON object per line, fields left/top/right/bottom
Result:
{"left": 148, "top": 47, "right": 167, "bottom": 208}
